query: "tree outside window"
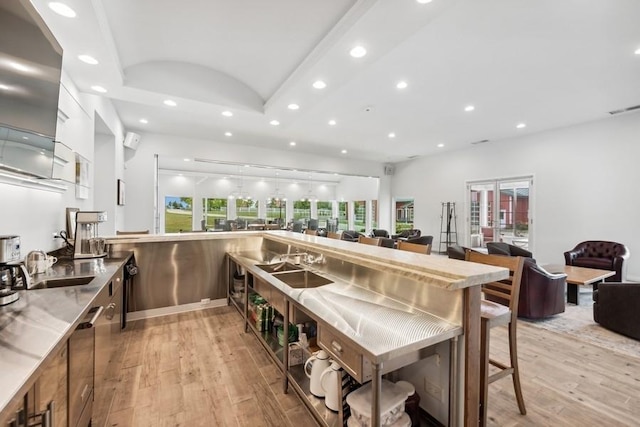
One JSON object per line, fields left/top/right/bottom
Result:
{"left": 202, "top": 198, "right": 227, "bottom": 228}
{"left": 293, "top": 200, "right": 311, "bottom": 221}
{"left": 165, "top": 196, "right": 192, "bottom": 233}
{"left": 317, "top": 201, "right": 332, "bottom": 228}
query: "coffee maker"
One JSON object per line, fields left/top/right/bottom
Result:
{"left": 74, "top": 211, "right": 108, "bottom": 259}
{"left": 0, "top": 235, "right": 29, "bottom": 305}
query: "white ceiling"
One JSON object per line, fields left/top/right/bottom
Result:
{"left": 32, "top": 0, "right": 640, "bottom": 163}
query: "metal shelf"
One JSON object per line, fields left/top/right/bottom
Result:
{"left": 288, "top": 365, "right": 341, "bottom": 427}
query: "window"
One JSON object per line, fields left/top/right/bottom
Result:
{"left": 202, "top": 198, "right": 227, "bottom": 229}
{"left": 236, "top": 199, "right": 258, "bottom": 221}
{"left": 266, "top": 199, "right": 286, "bottom": 226}
{"left": 165, "top": 196, "right": 192, "bottom": 233}
{"left": 371, "top": 200, "right": 378, "bottom": 230}
{"left": 395, "top": 198, "right": 414, "bottom": 233}
{"left": 338, "top": 201, "right": 348, "bottom": 230}
{"left": 316, "top": 201, "right": 332, "bottom": 228}
{"left": 293, "top": 200, "right": 311, "bottom": 221}
{"left": 354, "top": 200, "right": 366, "bottom": 233}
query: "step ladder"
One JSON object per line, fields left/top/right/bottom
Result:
{"left": 439, "top": 202, "right": 458, "bottom": 254}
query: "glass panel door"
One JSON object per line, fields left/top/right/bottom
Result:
{"left": 468, "top": 178, "right": 532, "bottom": 251}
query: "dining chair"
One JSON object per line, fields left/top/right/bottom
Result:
{"left": 304, "top": 229, "right": 318, "bottom": 236}
{"left": 327, "top": 232, "right": 342, "bottom": 240}
{"left": 465, "top": 250, "right": 526, "bottom": 425}
{"left": 358, "top": 235, "right": 381, "bottom": 246}
{"left": 397, "top": 241, "right": 431, "bottom": 254}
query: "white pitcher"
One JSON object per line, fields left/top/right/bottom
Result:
{"left": 304, "top": 349, "right": 331, "bottom": 397}
{"left": 320, "top": 361, "right": 343, "bottom": 411}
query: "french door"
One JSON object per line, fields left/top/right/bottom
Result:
{"left": 467, "top": 177, "right": 533, "bottom": 251}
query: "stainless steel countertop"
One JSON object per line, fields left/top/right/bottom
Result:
{"left": 0, "top": 255, "right": 132, "bottom": 418}
{"left": 230, "top": 253, "right": 464, "bottom": 363}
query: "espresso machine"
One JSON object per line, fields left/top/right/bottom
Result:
{"left": 0, "top": 235, "right": 29, "bottom": 305}
{"left": 74, "top": 211, "right": 108, "bottom": 259}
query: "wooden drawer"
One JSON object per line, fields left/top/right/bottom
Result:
{"left": 318, "top": 325, "right": 371, "bottom": 383}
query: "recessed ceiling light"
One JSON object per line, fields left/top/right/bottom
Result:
{"left": 635, "top": 48, "right": 640, "bottom": 55}
{"left": 244, "top": 164, "right": 250, "bottom": 167}
{"left": 224, "top": 132, "right": 232, "bottom": 137}
{"left": 289, "top": 141, "right": 296, "bottom": 146}
{"left": 349, "top": 45, "right": 367, "bottom": 58}
{"left": 222, "top": 110, "right": 233, "bottom": 117}
{"left": 328, "top": 119, "right": 337, "bottom": 126}
{"left": 287, "top": 103, "right": 300, "bottom": 110}
{"left": 22, "top": 136, "right": 29, "bottom": 140}
{"left": 313, "top": 80, "right": 327, "bottom": 89}
{"left": 139, "top": 118, "right": 148, "bottom": 124}
{"left": 388, "top": 132, "right": 396, "bottom": 138}
{"left": 0, "top": 84, "right": 9, "bottom": 91}
{"left": 48, "top": 2, "right": 76, "bottom": 18}
{"left": 396, "top": 81, "right": 408, "bottom": 89}
{"left": 164, "top": 99, "right": 177, "bottom": 107}
{"left": 516, "top": 123, "right": 527, "bottom": 129}
{"left": 464, "top": 105, "right": 475, "bottom": 112}
{"left": 341, "top": 149, "right": 348, "bottom": 154}
{"left": 270, "top": 120, "right": 280, "bottom": 126}
{"left": 183, "top": 158, "right": 190, "bottom": 162}
{"left": 416, "top": 0, "right": 433, "bottom": 4}
{"left": 437, "top": 143, "right": 444, "bottom": 148}
{"left": 78, "top": 55, "right": 98, "bottom": 65}
{"left": 91, "top": 85, "right": 107, "bottom": 93}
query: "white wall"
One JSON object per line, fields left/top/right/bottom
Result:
{"left": 392, "top": 112, "right": 640, "bottom": 279}
{"left": 0, "top": 71, "right": 125, "bottom": 255}
{"left": 124, "top": 133, "right": 388, "bottom": 232}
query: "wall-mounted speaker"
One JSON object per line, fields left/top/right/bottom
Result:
{"left": 123, "top": 132, "right": 141, "bottom": 150}
{"left": 384, "top": 164, "right": 395, "bottom": 176}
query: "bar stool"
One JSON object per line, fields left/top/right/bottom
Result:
{"left": 465, "top": 250, "right": 527, "bottom": 425}
{"left": 357, "top": 235, "right": 381, "bottom": 246}
{"left": 304, "top": 229, "right": 318, "bottom": 236}
{"left": 326, "top": 232, "right": 342, "bottom": 240}
{"left": 397, "top": 241, "right": 431, "bottom": 254}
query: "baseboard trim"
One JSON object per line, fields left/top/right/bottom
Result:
{"left": 127, "top": 298, "right": 228, "bottom": 321}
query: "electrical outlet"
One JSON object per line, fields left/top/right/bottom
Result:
{"left": 52, "top": 232, "right": 59, "bottom": 239}
{"left": 424, "top": 379, "right": 442, "bottom": 401}
{"left": 200, "top": 298, "right": 211, "bottom": 304}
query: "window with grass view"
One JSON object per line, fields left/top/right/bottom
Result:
{"left": 266, "top": 199, "right": 286, "bottom": 226}
{"left": 317, "top": 201, "right": 332, "bottom": 228}
{"left": 165, "top": 196, "right": 192, "bottom": 233}
{"left": 371, "top": 200, "right": 378, "bottom": 230}
{"left": 338, "top": 201, "right": 348, "bottom": 230}
{"left": 293, "top": 200, "right": 311, "bottom": 221}
{"left": 236, "top": 199, "right": 258, "bottom": 221}
{"left": 354, "top": 200, "right": 366, "bottom": 233}
{"left": 395, "top": 198, "right": 414, "bottom": 233}
{"left": 202, "top": 198, "right": 227, "bottom": 229}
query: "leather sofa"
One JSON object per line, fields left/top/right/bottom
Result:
{"left": 371, "top": 229, "right": 390, "bottom": 238}
{"left": 392, "top": 229, "right": 421, "bottom": 240}
{"left": 475, "top": 243, "right": 567, "bottom": 319}
{"left": 486, "top": 242, "right": 533, "bottom": 258}
{"left": 564, "top": 240, "right": 630, "bottom": 282}
{"left": 593, "top": 282, "right": 640, "bottom": 340}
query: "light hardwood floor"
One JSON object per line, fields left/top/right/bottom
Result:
{"left": 104, "top": 306, "right": 640, "bottom": 426}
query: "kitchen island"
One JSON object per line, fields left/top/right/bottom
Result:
{"left": 108, "top": 231, "right": 507, "bottom": 426}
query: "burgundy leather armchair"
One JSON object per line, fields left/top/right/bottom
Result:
{"left": 484, "top": 244, "right": 567, "bottom": 319}
{"left": 564, "top": 241, "right": 630, "bottom": 282}
{"left": 593, "top": 282, "right": 640, "bottom": 340}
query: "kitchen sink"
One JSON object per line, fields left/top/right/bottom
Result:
{"left": 255, "top": 262, "right": 303, "bottom": 273}
{"left": 30, "top": 276, "right": 96, "bottom": 290}
{"left": 271, "top": 270, "right": 332, "bottom": 288}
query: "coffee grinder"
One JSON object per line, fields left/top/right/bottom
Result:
{"left": 73, "top": 211, "right": 108, "bottom": 259}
